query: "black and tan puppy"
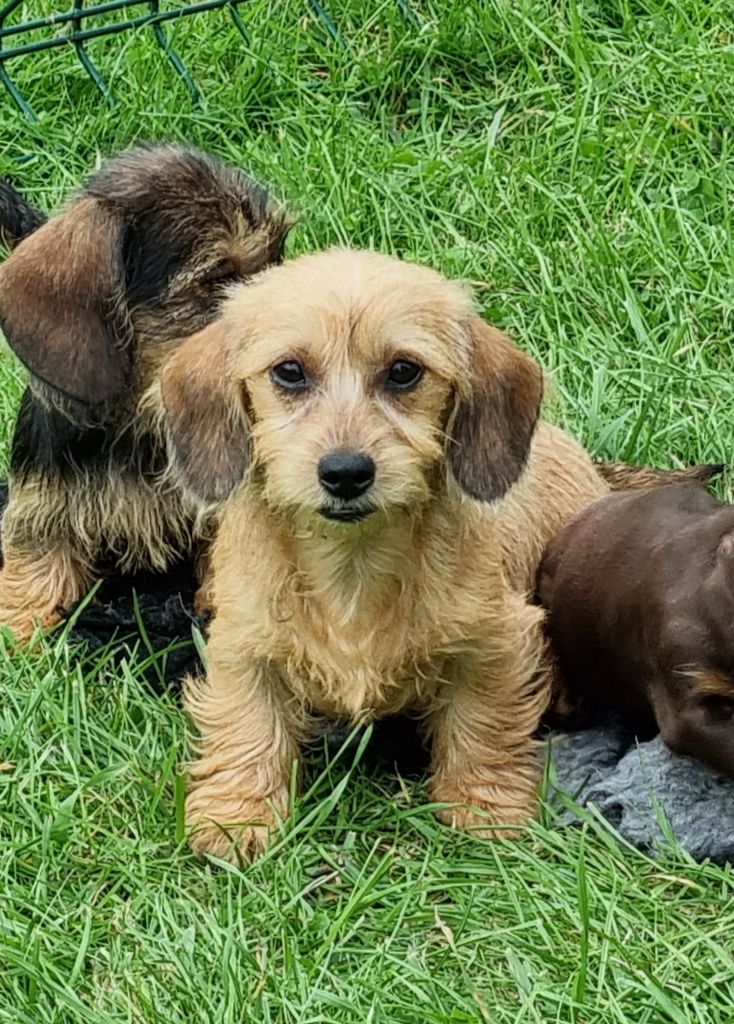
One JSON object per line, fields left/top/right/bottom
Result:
{"left": 538, "top": 483, "right": 734, "bottom": 778}
{"left": 0, "top": 144, "right": 289, "bottom": 640}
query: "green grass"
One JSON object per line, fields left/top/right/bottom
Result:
{"left": 1, "top": 1, "right": 734, "bottom": 1020}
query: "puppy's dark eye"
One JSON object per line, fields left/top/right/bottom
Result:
{"left": 271, "top": 360, "right": 308, "bottom": 391}
{"left": 386, "top": 359, "right": 423, "bottom": 391}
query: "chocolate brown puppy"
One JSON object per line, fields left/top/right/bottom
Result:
{"left": 538, "top": 483, "right": 734, "bottom": 778}
{"left": 0, "top": 143, "right": 290, "bottom": 640}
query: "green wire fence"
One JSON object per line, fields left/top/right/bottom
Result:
{"left": 0, "top": 0, "right": 342, "bottom": 121}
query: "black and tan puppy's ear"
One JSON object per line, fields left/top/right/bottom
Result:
{"left": 160, "top": 320, "right": 250, "bottom": 504}
{"left": 0, "top": 197, "right": 132, "bottom": 409}
{"left": 448, "top": 316, "right": 543, "bottom": 502}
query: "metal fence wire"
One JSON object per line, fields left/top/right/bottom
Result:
{"left": 0, "top": 0, "right": 343, "bottom": 121}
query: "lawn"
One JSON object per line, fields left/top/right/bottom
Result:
{"left": 1, "top": 1, "right": 734, "bottom": 1021}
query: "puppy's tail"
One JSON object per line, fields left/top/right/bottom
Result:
{"left": 0, "top": 179, "right": 46, "bottom": 250}
{"left": 596, "top": 460, "right": 727, "bottom": 491}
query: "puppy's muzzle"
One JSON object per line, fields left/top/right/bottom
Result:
{"left": 318, "top": 450, "right": 375, "bottom": 522}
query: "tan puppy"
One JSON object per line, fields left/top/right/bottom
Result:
{"left": 160, "top": 248, "right": 608, "bottom": 862}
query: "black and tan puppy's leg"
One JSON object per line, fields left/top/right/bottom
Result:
{"left": 0, "top": 539, "right": 91, "bottom": 640}
{"left": 0, "top": 438, "right": 96, "bottom": 640}
{"left": 0, "top": 395, "right": 104, "bottom": 640}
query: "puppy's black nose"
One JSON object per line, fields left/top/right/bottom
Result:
{"left": 318, "top": 451, "right": 375, "bottom": 500}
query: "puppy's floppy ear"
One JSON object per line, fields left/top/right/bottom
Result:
{"left": 448, "top": 316, "right": 543, "bottom": 502}
{"left": 161, "top": 320, "right": 250, "bottom": 504}
{"left": 0, "top": 197, "right": 133, "bottom": 409}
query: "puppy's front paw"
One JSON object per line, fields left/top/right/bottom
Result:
{"left": 186, "top": 788, "right": 286, "bottom": 864}
{"left": 0, "top": 605, "right": 61, "bottom": 644}
{"left": 431, "top": 776, "right": 537, "bottom": 840}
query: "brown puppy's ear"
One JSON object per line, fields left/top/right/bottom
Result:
{"left": 448, "top": 317, "right": 543, "bottom": 502}
{"left": 0, "top": 197, "right": 133, "bottom": 409}
{"left": 161, "top": 321, "right": 249, "bottom": 504}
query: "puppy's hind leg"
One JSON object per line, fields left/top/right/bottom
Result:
{"left": 184, "top": 654, "right": 304, "bottom": 864}
{"left": 0, "top": 540, "right": 93, "bottom": 641}
{"left": 428, "top": 595, "right": 549, "bottom": 838}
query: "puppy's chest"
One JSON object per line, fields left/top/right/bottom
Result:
{"left": 276, "top": 601, "right": 464, "bottom": 720}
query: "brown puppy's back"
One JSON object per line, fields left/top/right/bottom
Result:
{"left": 538, "top": 484, "right": 734, "bottom": 775}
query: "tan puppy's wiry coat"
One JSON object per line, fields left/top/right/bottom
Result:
{"left": 160, "top": 248, "right": 608, "bottom": 862}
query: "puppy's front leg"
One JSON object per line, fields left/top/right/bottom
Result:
{"left": 184, "top": 660, "right": 301, "bottom": 863}
{"left": 0, "top": 540, "right": 92, "bottom": 641}
{"left": 428, "top": 597, "right": 548, "bottom": 838}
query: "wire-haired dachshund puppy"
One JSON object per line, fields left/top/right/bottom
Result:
{"left": 0, "top": 144, "right": 290, "bottom": 640}
{"left": 538, "top": 483, "right": 734, "bottom": 779}
{"left": 153, "top": 247, "right": 621, "bottom": 862}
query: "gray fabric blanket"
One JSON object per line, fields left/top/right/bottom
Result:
{"left": 321, "top": 716, "right": 734, "bottom": 864}
{"left": 548, "top": 723, "right": 734, "bottom": 865}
